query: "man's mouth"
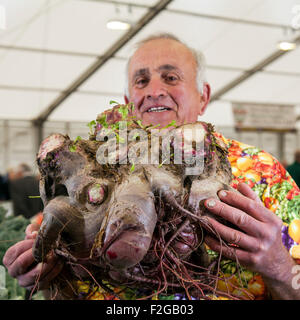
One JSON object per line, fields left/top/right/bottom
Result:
{"left": 145, "top": 106, "right": 173, "bottom": 113}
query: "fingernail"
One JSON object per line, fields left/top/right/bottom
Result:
{"left": 31, "top": 231, "right": 38, "bottom": 236}
{"left": 219, "top": 190, "right": 227, "bottom": 198}
{"left": 36, "top": 262, "right": 44, "bottom": 272}
{"left": 207, "top": 199, "right": 216, "bottom": 208}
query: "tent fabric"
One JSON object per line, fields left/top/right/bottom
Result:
{"left": 0, "top": 0, "right": 299, "bottom": 124}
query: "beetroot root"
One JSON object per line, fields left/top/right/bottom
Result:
{"left": 32, "top": 104, "right": 241, "bottom": 300}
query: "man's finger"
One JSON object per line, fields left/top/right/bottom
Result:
{"left": 237, "top": 182, "right": 263, "bottom": 203}
{"left": 216, "top": 188, "right": 272, "bottom": 223}
{"left": 25, "top": 223, "right": 40, "bottom": 239}
{"left": 2, "top": 239, "right": 35, "bottom": 266}
{"left": 205, "top": 235, "right": 251, "bottom": 264}
{"left": 204, "top": 198, "right": 265, "bottom": 237}
{"left": 204, "top": 216, "right": 259, "bottom": 252}
{"left": 7, "top": 249, "right": 37, "bottom": 278}
{"left": 17, "top": 258, "right": 64, "bottom": 290}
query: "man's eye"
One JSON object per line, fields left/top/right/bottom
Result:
{"left": 135, "top": 78, "right": 148, "bottom": 87}
{"left": 165, "top": 74, "right": 179, "bottom": 82}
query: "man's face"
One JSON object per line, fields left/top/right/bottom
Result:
{"left": 126, "top": 39, "right": 210, "bottom": 128}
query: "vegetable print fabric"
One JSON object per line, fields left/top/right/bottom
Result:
{"left": 75, "top": 133, "right": 300, "bottom": 300}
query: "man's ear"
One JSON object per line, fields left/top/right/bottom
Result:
{"left": 198, "top": 83, "right": 211, "bottom": 116}
{"left": 124, "top": 95, "right": 129, "bottom": 104}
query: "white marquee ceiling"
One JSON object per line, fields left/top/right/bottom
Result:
{"left": 0, "top": 0, "right": 299, "bottom": 127}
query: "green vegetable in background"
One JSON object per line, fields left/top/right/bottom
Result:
{"left": 0, "top": 206, "right": 44, "bottom": 299}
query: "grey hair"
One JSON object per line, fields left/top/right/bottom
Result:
{"left": 124, "top": 32, "right": 207, "bottom": 97}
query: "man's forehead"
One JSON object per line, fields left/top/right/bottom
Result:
{"left": 129, "top": 39, "right": 193, "bottom": 66}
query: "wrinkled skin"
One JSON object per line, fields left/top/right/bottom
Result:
{"left": 33, "top": 106, "right": 235, "bottom": 299}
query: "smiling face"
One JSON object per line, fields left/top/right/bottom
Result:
{"left": 126, "top": 38, "right": 210, "bottom": 128}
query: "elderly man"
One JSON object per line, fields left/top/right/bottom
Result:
{"left": 3, "top": 33, "right": 300, "bottom": 300}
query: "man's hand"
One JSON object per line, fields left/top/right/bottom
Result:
{"left": 203, "top": 182, "right": 300, "bottom": 299}
{"left": 2, "top": 223, "right": 64, "bottom": 292}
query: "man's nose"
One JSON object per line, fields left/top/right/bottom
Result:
{"left": 145, "top": 78, "right": 167, "bottom": 100}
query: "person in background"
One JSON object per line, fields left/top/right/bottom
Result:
{"left": 287, "top": 150, "right": 300, "bottom": 187}
{"left": 280, "top": 159, "right": 288, "bottom": 169}
{"left": 8, "top": 163, "right": 43, "bottom": 219}
{"left": 0, "top": 171, "right": 10, "bottom": 201}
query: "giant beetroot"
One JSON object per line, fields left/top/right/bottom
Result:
{"left": 33, "top": 103, "right": 239, "bottom": 300}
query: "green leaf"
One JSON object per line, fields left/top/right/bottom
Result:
{"left": 69, "top": 136, "right": 82, "bottom": 153}
{"left": 87, "top": 120, "right": 96, "bottom": 128}
{"left": 87, "top": 120, "right": 97, "bottom": 134}
{"left": 96, "top": 115, "right": 107, "bottom": 127}
{"left": 118, "top": 105, "right": 129, "bottom": 120}
{"left": 128, "top": 102, "right": 135, "bottom": 112}
{"left": 161, "top": 119, "right": 177, "bottom": 129}
{"left": 69, "top": 145, "right": 76, "bottom": 152}
{"left": 148, "top": 124, "right": 160, "bottom": 130}
{"left": 130, "top": 162, "right": 135, "bottom": 172}
{"left": 115, "top": 132, "right": 125, "bottom": 144}
{"left": 110, "top": 100, "right": 119, "bottom": 105}
{"left": 74, "top": 136, "right": 82, "bottom": 143}
{"left": 132, "top": 132, "right": 140, "bottom": 140}
{"left": 136, "top": 120, "right": 144, "bottom": 128}
{"left": 158, "top": 158, "right": 168, "bottom": 168}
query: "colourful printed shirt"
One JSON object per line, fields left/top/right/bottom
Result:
{"left": 66, "top": 133, "right": 300, "bottom": 301}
